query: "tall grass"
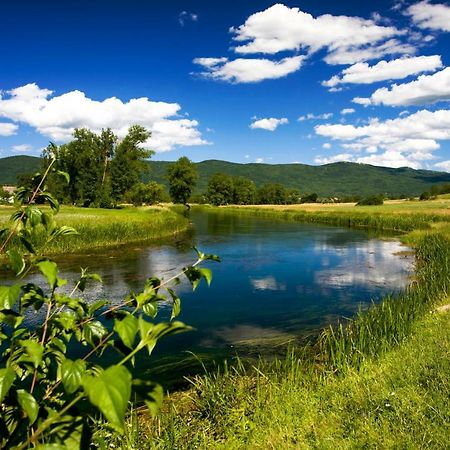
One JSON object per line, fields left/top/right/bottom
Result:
{"left": 320, "top": 234, "right": 450, "bottom": 372}
{"left": 0, "top": 205, "right": 189, "bottom": 254}
{"left": 207, "top": 205, "right": 442, "bottom": 232}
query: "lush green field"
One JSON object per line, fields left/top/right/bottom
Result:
{"left": 96, "top": 199, "right": 450, "bottom": 449}
{"left": 0, "top": 205, "right": 189, "bottom": 254}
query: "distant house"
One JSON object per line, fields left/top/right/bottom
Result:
{"left": 1, "top": 185, "right": 16, "bottom": 204}
{"left": 2, "top": 185, "right": 17, "bottom": 195}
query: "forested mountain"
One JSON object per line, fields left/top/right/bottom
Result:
{"left": 2, "top": 155, "right": 450, "bottom": 197}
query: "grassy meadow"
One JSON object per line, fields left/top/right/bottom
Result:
{"left": 92, "top": 198, "right": 450, "bottom": 449}
{"left": 0, "top": 204, "right": 189, "bottom": 254}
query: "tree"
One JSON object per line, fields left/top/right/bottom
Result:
{"left": 257, "top": 183, "right": 288, "bottom": 204}
{"left": 167, "top": 157, "right": 198, "bottom": 205}
{"left": 233, "top": 176, "right": 257, "bottom": 205}
{"left": 300, "top": 192, "right": 318, "bottom": 204}
{"left": 109, "top": 125, "right": 153, "bottom": 202}
{"left": 207, "top": 173, "right": 234, "bottom": 206}
{"left": 44, "top": 126, "right": 152, "bottom": 206}
{"left": 125, "top": 181, "right": 168, "bottom": 206}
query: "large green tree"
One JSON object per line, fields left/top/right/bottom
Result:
{"left": 257, "top": 183, "right": 289, "bottom": 205}
{"left": 207, "top": 173, "right": 235, "bottom": 206}
{"left": 43, "top": 125, "right": 152, "bottom": 206}
{"left": 232, "top": 176, "right": 257, "bottom": 205}
{"left": 109, "top": 125, "right": 152, "bottom": 202}
{"left": 167, "top": 157, "right": 198, "bottom": 205}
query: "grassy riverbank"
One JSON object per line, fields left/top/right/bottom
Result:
{"left": 0, "top": 205, "right": 189, "bottom": 254}
{"left": 99, "top": 199, "right": 450, "bottom": 449}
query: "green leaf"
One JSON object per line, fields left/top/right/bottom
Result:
{"left": 171, "top": 298, "right": 181, "bottom": 321}
{"left": 132, "top": 379, "right": 163, "bottom": 417}
{"left": 19, "top": 339, "right": 44, "bottom": 368}
{"left": 142, "top": 301, "right": 158, "bottom": 319}
{"left": 138, "top": 318, "right": 191, "bottom": 355}
{"left": 0, "top": 367, "right": 16, "bottom": 403}
{"left": 88, "top": 299, "right": 110, "bottom": 315}
{"left": 204, "top": 253, "right": 221, "bottom": 263}
{"left": 78, "top": 270, "right": 102, "bottom": 293}
{"left": 0, "top": 310, "right": 23, "bottom": 328}
{"left": 193, "top": 247, "right": 221, "bottom": 262}
{"left": 82, "top": 320, "right": 108, "bottom": 347}
{"left": 82, "top": 365, "right": 132, "bottom": 432}
{"left": 114, "top": 315, "right": 138, "bottom": 349}
{"left": 35, "top": 444, "right": 67, "bottom": 450}
{"left": 17, "top": 389, "right": 39, "bottom": 424}
{"left": 0, "top": 284, "right": 21, "bottom": 310}
{"left": 39, "top": 191, "right": 60, "bottom": 211}
{"left": 51, "top": 226, "right": 79, "bottom": 240}
{"left": 199, "top": 268, "right": 212, "bottom": 286}
{"left": 184, "top": 267, "right": 202, "bottom": 291}
{"left": 37, "top": 260, "right": 58, "bottom": 289}
{"left": 6, "top": 249, "right": 26, "bottom": 275}
{"left": 56, "top": 170, "right": 70, "bottom": 184}
{"left": 184, "top": 267, "right": 213, "bottom": 290}
{"left": 60, "top": 359, "right": 86, "bottom": 394}
{"left": 138, "top": 317, "right": 155, "bottom": 355}
{"left": 26, "top": 205, "right": 43, "bottom": 227}
{"left": 37, "top": 415, "right": 88, "bottom": 450}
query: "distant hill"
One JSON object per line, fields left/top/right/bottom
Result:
{"left": 0, "top": 156, "right": 43, "bottom": 184}
{"left": 1, "top": 155, "right": 450, "bottom": 197}
{"left": 142, "top": 160, "right": 450, "bottom": 197}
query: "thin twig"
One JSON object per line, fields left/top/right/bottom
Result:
{"left": 0, "top": 158, "right": 56, "bottom": 254}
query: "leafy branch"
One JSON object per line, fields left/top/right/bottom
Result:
{"left": 0, "top": 159, "right": 219, "bottom": 448}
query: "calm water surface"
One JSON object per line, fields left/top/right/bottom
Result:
{"left": 9, "top": 210, "right": 415, "bottom": 379}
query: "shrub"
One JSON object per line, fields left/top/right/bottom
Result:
{"left": 356, "top": 195, "right": 384, "bottom": 206}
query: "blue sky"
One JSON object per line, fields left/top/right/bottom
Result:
{"left": 1, "top": 0, "right": 450, "bottom": 170}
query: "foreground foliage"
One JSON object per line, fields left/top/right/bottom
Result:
{"left": 0, "top": 164, "right": 218, "bottom": 448}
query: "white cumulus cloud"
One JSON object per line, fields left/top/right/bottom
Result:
{"left": 315, "top": 109, "right": 450, "bottom": 168}
{"left": 340, "top": 108, "right": 355, "bottom": 115}
{"left": 11, "top": 144, "right": 33, "bottom": 152}
{"left": 434, "top": 160, "right": 450, "bottom": 171}
{"left": 407, "top": 1, "right": 450, "bottom": 32}
{"left": 298, "top": 112, "right": 333, "bottom": 121}
{"left": 250, "top": 117, "right": 288, "bottom": 131}
{"left": 0, "top": 122, "right": 18, "bottom": 136}
{"left": 353, "top": 66, "right": 450, "bottom": 106}
{"left": 193, "top": 56, "right": 305, "bottom": 83}
{"left": 178, "top": 11, "right": 198, "bottom": 26}
{"left": 230, "top": 3, "right": 406, "bottom": 65}
{"left": 314, "top": 153, "right": 352, "bottom": 164}
{"left": 0, "top": 83, "right": 209, "bottom": 151}
{"left": 323, "top": 55, "right": 442, "bottom": 87}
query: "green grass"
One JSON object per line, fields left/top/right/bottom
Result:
{"left": 0, "top": 205, "right": 189, "bottom": 254}
{"left": 98, "top": 300, "right": 450, "bottom": 448}
{"left": 89, "top": 202, "right": 450, "bottom": 449}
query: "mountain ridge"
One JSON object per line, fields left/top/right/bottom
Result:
{"left": 1, "top": 155, "right": 449, "bottom": 197}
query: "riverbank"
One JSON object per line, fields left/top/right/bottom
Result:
{"left": 102, "top": 200, "right": 450, "bottom": 449}
{"left": 0, "top": 205, "right": 190, "bottom": 254}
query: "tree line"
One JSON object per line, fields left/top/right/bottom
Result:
{"left": 16, "top": 126, "right": 370, "bottom": 207}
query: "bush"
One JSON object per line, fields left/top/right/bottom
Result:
{"left": 125, "top": 181, "right": 168, "bottom": 206}
{"left": 300, "top": 192, "right": 318, "bottom": 204}
{"left": 419, "top": 191, "right": 432, "bottom": 201}
{"left": 356, "top": 195, "right": 384, "bottom": 206}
